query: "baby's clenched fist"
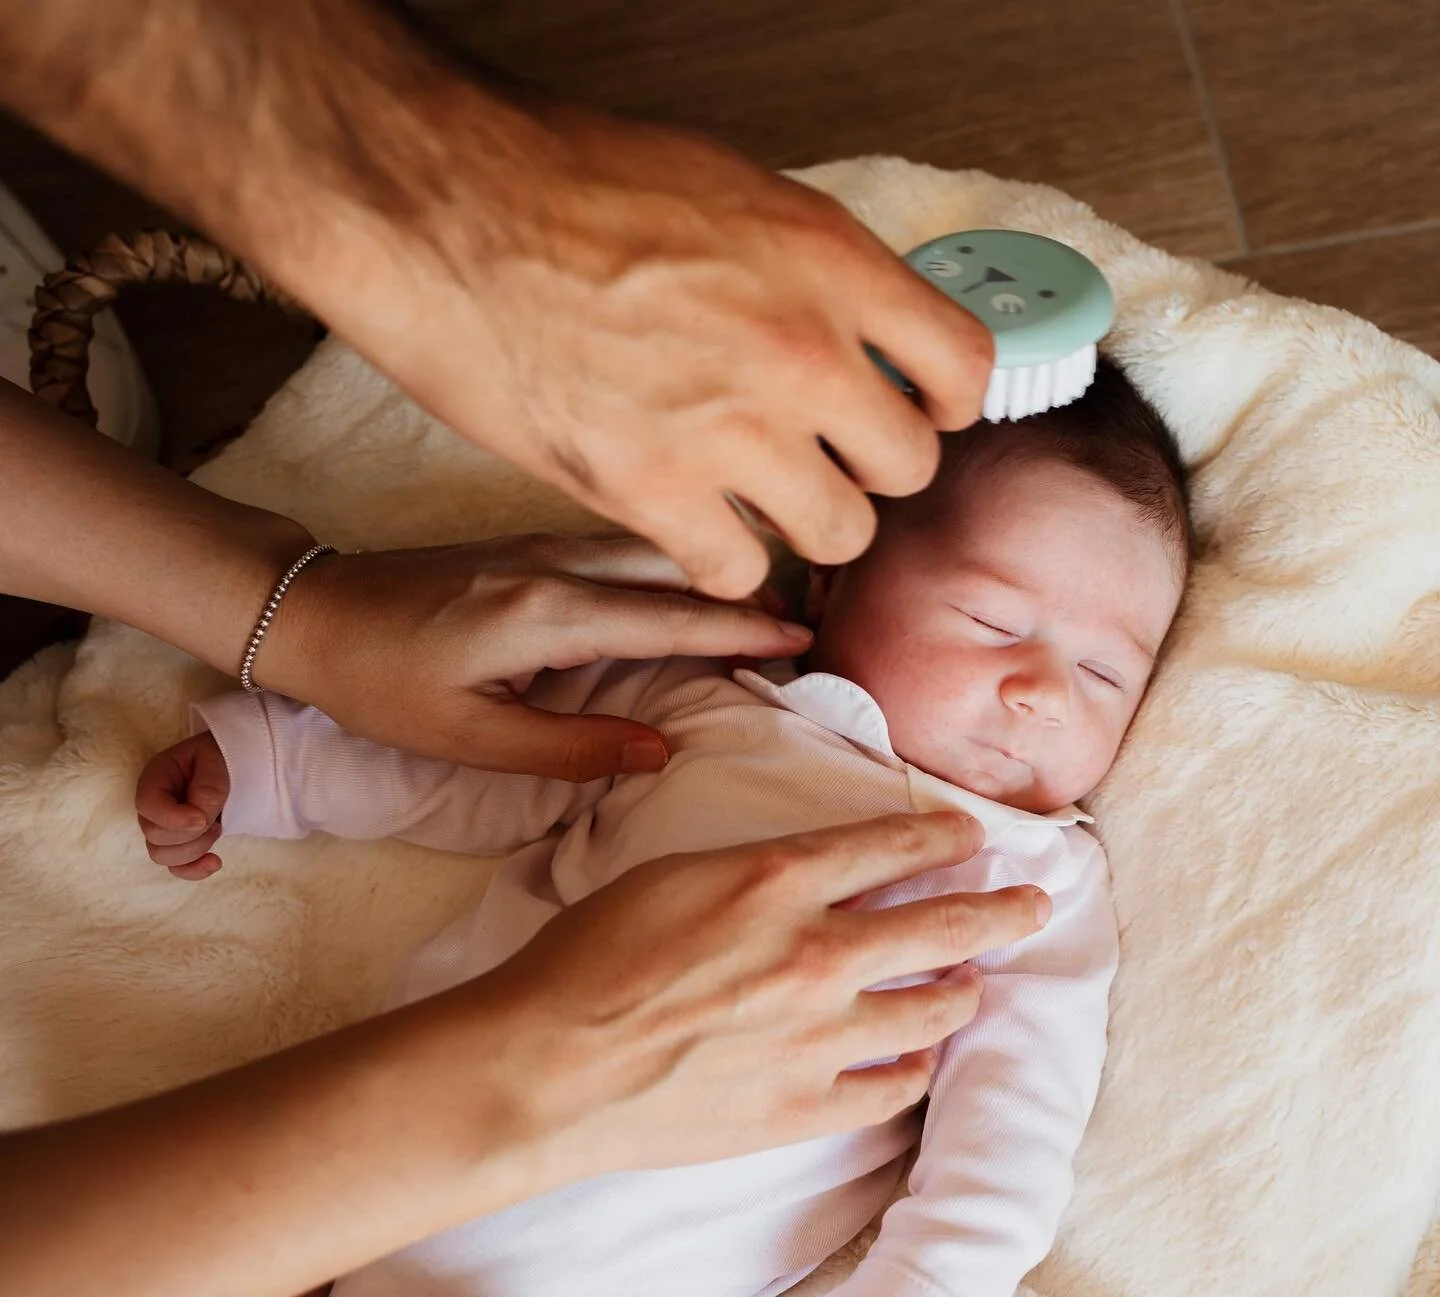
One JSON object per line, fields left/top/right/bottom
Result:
{"left": 135, "top": 731, "right": 231, "bottom": 881}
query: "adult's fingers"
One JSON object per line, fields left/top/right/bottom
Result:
{"left": 860, "top": 262, "right": 995, "bottom": 432}
{"left": 825, "top": 1049, "right": 936, "bottom": 1131}
{"left": 771, "top": 811, "right": 989, "bottom": 903}
{"left": 450, "top": 694, "right": 671, "bottom": 783}
{"left": 725, "top": 437, "right": 879, "bottom": 567}
{"left": 536, "top": 534, "right": 692, "bottom": 593}
{"left": 800, "top": 362, "right": 944, "bottom": 500}
{"left": 623, "top": 487, "right": 775, "bottom": 602}
{"left": 553, "top": 582, "right": 813, "bottom": 666}
{"left": 841, "top": 886, "right": 1048, "bottom": 987}
{"left": 835, "top": 967, "right": 985, "bottom": 1067}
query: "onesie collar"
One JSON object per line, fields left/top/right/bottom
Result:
{"left": 732, "top": 665, "right": 1092, "bottom": 837}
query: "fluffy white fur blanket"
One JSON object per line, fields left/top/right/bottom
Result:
{"left": 2, "top": 157, "right": 1438, "bottom": 1297}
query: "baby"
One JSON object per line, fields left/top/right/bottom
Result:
{"left": 137, "top": 360, "right": 1189, "bottom": 1297}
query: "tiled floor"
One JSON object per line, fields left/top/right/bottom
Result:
{"left": 1, "top": 0, "right": 1437, "bottom": 672}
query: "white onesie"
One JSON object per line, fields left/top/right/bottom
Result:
{"left": 197, "top": 656, "right": 1117, "bottom": 1297}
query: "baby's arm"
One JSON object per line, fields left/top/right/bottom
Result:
{"left": 832, "top": 838, "right": 1118, "bottom": 1297}
{"left": 135, "top": 660, "right": 667, "bottom": 872}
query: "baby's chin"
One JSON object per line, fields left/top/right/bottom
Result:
{"left": 951, "top": 766, "right": 1015, "bottom": 804}
{"left": 900, "top": 744, "right": 1079, "bottom": 816}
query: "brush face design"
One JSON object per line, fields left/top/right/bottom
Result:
{"left": 874, "top": 228, "right": 1116, "bottom": 421}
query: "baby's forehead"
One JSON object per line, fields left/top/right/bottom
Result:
{"left": 875, "top": 456, "right": 1183, "bottom": 621}
{"left": 886, "top": 449, "right": 1138, "bottom": 542}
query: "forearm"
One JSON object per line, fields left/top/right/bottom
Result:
{"left": 0, "top": 0, "right": 555, "bottom": 304}
{"left": 0, "top": 978, "right": 566, "bottom": 1297}
{"left": 0, "top": 380, "right": 313, "bottom": 673}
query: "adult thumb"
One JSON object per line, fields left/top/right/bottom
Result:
{"left": 452, "top": 696, "right": 671, "bottom": 783}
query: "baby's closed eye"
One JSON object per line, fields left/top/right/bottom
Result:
{"left": 1079, "top": 662, "right": 1124, "bottom": 689}
{"left": 958, "top": 609, "right": 1020, "bottom": 640}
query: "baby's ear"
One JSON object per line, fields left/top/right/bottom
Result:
{"left": 805, "top": 564, "right": 840, "bottom": 626}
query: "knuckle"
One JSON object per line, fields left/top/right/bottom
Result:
{"left": 644, "top": 589, "right": 707, "bottom": 637}
{"left": 938, "top": 899, "right": 982, "bottom": 958}
{"left": 785, "top": 924, "right": 850, "bottom": 986}
{"left": 917, "top": 992, "right": 956, "bottom": 1041}
{"left": 713, "top": 547, "right": 771, "bottom": 602}
{"left": 510, "top": 571, "right": 575, "bottom": 624}
{"left": 930, "top": 977, "right": 981, "bottom": 1032}
{"left": 806, "top": 491, "right": 876, "bottom": 566}
{"left": 864, "top": 1061, "right": 929, "bottom": 1119}
{"left": 638, "top": 517, "right": 752, "bottom": 601}
{"left": 879, "top": 423, "right": 942, "bottom": 496}
{"left": 878, "top": 813, "right": 932, "bottom": 862}
{"left": 558, "top": 734, "right": 606, "bottom": 782}
{"left": 746, "top": 837, "right": 814, "bottom": 893}
{"left": 764, "top": 318, "right": 842, "bottom": 378}
{"left": 625, "top": 437, "right": 689, "bottom": 498}
{"left": 791, "top": 191, "right": 871, "bottom": 257}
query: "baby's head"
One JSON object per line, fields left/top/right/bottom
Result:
{"left": 807, "top": 362, "right": 1189, "bottom": 814}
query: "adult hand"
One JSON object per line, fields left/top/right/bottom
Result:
{"left": 284, "top": 103, "right": 997, "bottom": 599}
{"left": 2, "top": 1, "right": 995, "bottom": 601}
{"left": 259, "top": 532, "right": 815, "bottom": 780}
{"left": 0, "top": 811, "right": 1042, "bottom": 1297}
{"left": 0, "top": 387, "right": 810, "bottom": 781}
{"left": 486, "top": 810, "right": 1049, "bottom": 1177}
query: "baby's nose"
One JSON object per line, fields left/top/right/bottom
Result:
{"left": 1000, "top": 662, "right": 1069, "bottom": 725}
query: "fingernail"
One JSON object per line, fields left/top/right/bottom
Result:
{"left": 778, "top": 621, "right": 813, "bottom": 643}
{"left": 184, "top": 810, "right": 208, "bottom": 831}
{"left": 620, "top": 738, "right": 669, "bottom": 774}
{"left": 1032, "top": 888, "right": 1052, "bottom": 927}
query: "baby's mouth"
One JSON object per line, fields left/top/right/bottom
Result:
{"left": 968, "top": 737, "right": 1027, "bottom": 768}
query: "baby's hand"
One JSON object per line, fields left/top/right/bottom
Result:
{"left": 135, "top": 732, "right": 231, "bottom": 881}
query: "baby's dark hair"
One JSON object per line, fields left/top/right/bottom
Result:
{"left": 897, "top": 359, "right": 1192, "bottom": 571}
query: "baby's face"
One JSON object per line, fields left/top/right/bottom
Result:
{"left": 808, "top": 456, "right": 1184, "bottom": 813}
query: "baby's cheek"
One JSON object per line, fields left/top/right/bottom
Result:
{"left": 1048, "top": 719, "right": 1128, "bottom": 805}
{"left": 866, "top": 648, "right": 970, "bottom": 760}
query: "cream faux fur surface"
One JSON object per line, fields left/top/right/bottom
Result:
{"left": 2, "top": 157, "right": 1439, "bottom": 1296}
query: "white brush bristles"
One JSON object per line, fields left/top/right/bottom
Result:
{"left": 981, "top": 343, "right": 1098, "bottom": 421}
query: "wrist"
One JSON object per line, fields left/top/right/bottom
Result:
{"left": 377, "top": 975, "right": 601, "bottom": 1219}
{"left": 187, "top": 22, "right": 566, "bottom": 321}
{"left": 184, "top": 505, "right": 318, "bottom": 679}
{"left": 241, "top": 84, "right": 569, "bottom": 371}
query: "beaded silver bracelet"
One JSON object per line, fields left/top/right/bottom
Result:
{"left": 239, "top": 544, "right": 337, "bottom": 693}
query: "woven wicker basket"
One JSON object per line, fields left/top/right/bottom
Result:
{"left": 1, "top": 232, "right": 313, "bottom": 678}
{"left": 27, "top": 229, "right": 304, "bottom": 431}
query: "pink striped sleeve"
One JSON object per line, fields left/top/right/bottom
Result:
{"left": 191, "top": 660, "right": 665, "bottom": 854}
